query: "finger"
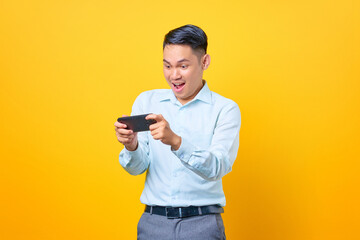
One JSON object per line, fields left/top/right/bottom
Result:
{"left": 146, "top": 114, "right": 163, "bottom": 122}
{"left": 116, "top": 128, "right": 134, "bottom": 135}
{"left": 116, "top": 131, "right": 137, "bottom": 142}
{"left": 149, "top": 128, "right": 156, "bottom": 136}
{"left": 149, "top": 122, "right": 159, "bottom": 131}
{"left": 117, "top": 136, "right": 133, "bottom": 144}
{"left": 118, "top": 130, "right": 137, "bottom": 137}
{"left": 116, "top": 131, "right": 136, "bottom": 142}
{"left": 114, "top": 121, "right": 127, "bottom": 129}
{"left": 152, "top": 131, "right": 164, "bottom": 140}
{"left": 117, "top": 132, "right": 134, "bottom": 139}
{"left": 149, "top": 121, "right": 163, "bottom": 131}
{"left": 150, "top": 131, "right": 159, "bottom": 140}
{"left": 145, "top": 114, "right": 157, "bottom": 120}
{"left": 150, "top": 128, "right": 162, "bottom": 138}
{"left": 148, "top": 116, "right": 167, "bottom": 131}
{"left": 150, "top": 118, "right": 168, "bottom": 130}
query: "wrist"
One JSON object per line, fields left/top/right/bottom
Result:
{"left": 125, "top": 141, "right": 138, "bottom": 151}
{"left": 171, "top": 135, "right": 181, "bottom": 151}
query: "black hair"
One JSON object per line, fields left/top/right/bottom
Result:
{"left": 163, "top": 24, "right": 208, "bottom": 54}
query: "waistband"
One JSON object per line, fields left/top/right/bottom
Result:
{"left": 144, "top": 205, "right": 224, "bottom": 219}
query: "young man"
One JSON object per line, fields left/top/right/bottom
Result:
{"left": 114, "top": 24, "right": 241, "bottom": 240}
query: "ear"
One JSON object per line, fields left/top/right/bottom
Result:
{"left": 201, "top": 54, "right": 211, "bottom": 70}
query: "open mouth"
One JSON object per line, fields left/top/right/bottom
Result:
{"left": 173, "top": 82, "right": 185, "bottom": 92}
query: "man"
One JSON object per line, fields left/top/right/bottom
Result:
{"left": 114, "top": 24, "right": 241, "bottom": 240}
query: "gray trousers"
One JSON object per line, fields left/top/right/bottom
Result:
{"left": 137, "top": 212, "right": 226, "bottom": 240}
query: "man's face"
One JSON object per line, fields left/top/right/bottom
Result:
{"left": 163, "top": 44, "right": 207, "bottom": 105}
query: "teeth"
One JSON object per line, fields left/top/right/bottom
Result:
{"left": 174, "top": 83, "right": 183, "bottom": 86}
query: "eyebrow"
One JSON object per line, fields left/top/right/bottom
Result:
{"left": 163, "top": 59, "right": 190, "bottom": 64}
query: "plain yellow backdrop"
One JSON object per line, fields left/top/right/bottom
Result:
{"left": 1, "top": 0, "right": 359, "bottom": 239}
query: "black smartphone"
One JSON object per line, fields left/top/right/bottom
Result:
{"left": 117, "top": 114, "right": 156, "bottom": 132}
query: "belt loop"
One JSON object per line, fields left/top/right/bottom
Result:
{"left": 198, "top": 206, "right": 202, "bottom": 215}
{"left": 150, "top": 206, "right": 153, "bottom": 215}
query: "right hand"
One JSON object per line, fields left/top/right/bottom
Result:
{"left": 114, "top": 115, "right": 138, "bottom": 151}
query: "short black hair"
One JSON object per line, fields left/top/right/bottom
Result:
{"left": 163, "top": 24, "right": 208, "bottom": 54}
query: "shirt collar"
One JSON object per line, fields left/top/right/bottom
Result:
{"left": 159, "top": 89, "right": 177, "bottom": 103}
{"left": 193, "top": 81, "right": 212, "bottom": 104}
{"left": 159, "top": 81, "right": 212, "bottom": 105}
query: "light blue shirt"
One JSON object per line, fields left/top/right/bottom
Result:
{"left": 119, "top": 82, "right": 241, "bottom": 207}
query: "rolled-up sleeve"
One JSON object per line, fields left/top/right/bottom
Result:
{"left": 119, "top": 92, "right": 150, "bottom": 175}
{"left": 119, "top": 139, "right": 150, "bottom": 175}
{"left": 172, "top": 102, "right": 241, "bottom": 181}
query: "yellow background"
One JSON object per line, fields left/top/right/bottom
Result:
{"left": 1, "top": 0, "right": 359, "bottom": 239}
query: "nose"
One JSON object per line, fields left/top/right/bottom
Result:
{"left": 170, "top": 68, "right": 181, "bottom": 80}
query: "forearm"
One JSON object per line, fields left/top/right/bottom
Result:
{"left": 119, "top": 144, "right": 150, "bottom": 175}
{"left": 172, "top": 103, "right": 241, "bottom": 181}
{"left": 172, "top": 136, "right": 239, "bottom": 181}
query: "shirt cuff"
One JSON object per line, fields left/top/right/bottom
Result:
{"left": 171, "top": 137, "right": 197, "bottom": 163}
{"left": 119, "top": 145, "right": 143, "bottom": 167}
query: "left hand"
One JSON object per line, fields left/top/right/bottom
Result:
{"left": 146, "top": 114, "right": 181, "bottom": 150}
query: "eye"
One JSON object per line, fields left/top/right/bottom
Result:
{"left": 164, "top": 65, "right": 170, "bottom": 69}
{"left": 181, "top": 65, "right": 188, "bottom": 69}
